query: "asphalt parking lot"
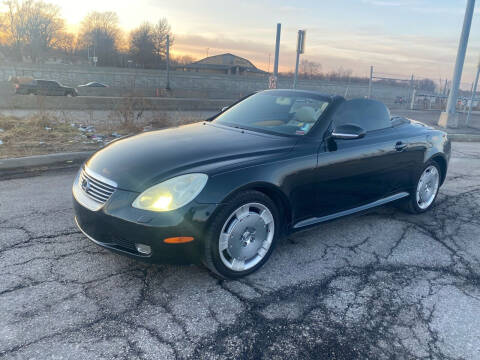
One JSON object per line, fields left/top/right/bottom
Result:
{"left": 1, "top": 142, "right": 480, "bottom": 359}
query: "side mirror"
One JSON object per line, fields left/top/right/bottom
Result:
{"left": 331, "top": 124, "right": 366, "bottom": 140}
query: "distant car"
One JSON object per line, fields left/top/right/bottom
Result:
{"left": 78, "top": 82, "right": 108, "bottom": 88}
{"left": 15, "top": 79, "right": 78, "bottom": 97}
{"left": 73, "top": 90, "right": 451, "bottom": 279}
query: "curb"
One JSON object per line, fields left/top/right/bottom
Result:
{"left": 0, "top": 134, "right": 479, "bottom": 173}
{"left": 0, "top": 151, "right": 92, "bottom": 171}
{"left": 448, "top": 134, "right": 480, "bottom": 142}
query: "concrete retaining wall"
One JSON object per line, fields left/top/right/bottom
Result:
{"left": 0, "top": 63, "right": 412, "bottom": 103}
{"left": 0, "top": 93, "right": 232, "bottom": 111}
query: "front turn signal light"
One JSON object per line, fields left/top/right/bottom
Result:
{"left": 163, "top": 237, "right": 194, "bottom": 244}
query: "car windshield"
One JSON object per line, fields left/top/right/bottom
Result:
{"left": 213, "top": 91, "right": 331, "bottom": 136}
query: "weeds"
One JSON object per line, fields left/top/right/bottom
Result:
{"left": 0, "top": 109, "right": 204, "bottom": 158}
{"left": 0, "top": 114, "right": 97, "bottom": 158}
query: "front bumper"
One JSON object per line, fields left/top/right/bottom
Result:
{"left": 73, "top": 176, "right": 219, "bottom": 265}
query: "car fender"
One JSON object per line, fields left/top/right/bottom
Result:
{"left": 198, "top": 176, "right": 294, "bottom": 235}
{"left": 423, "top": 131, "right": 450, "bottom": 183}
{"left": 197, "top": 163, "right": 289, "bottom": 205}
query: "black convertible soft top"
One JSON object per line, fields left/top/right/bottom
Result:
{"left": 331, "top": 98, "right": 392, "bottom": 131}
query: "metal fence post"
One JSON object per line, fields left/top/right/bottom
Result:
{"left": 367, "top": 66, "right": 373, "bottom": 98}
{"left": 410, "top": 88, "right": 416, "bottom": 110}
{"left": 467, "top": 61, "right": 480, "bottom": 126}
{"left": 409, "top": 74, "right": 414, "bottom": 102}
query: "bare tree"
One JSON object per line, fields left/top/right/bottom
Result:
{"left": 416, "top": 78, "right": 436, "bottom": 92}
{"left": 172, "top": 54, "right": 196, "bottom": 66}
{"left": 4, "top": 0, "right": 64, "bottom": 62}
{"left": 300, "top": 59, "right": 321, "bottom": 79}
{"left": 129, "top": 22, "right": 156, "bottom": 68}
{"left": 52, "top": 31, "right": 76, "bottom": 61}
{"left": 0, "top": 12, "right": 8, "bottom": 38}
{"left": 78, "top": 11, "right": 121, "bottom": 66}
{"left": 4, "top": 0, "right": 29, "bottom": 59}
{"left": 152, "top": 18, "right": 173, "bottom": 61}
{"left": 127, "top": 18, "right": 173, "bottom": 68}
{"left": 24, "top": 1, "right": 63, "bottom": 62}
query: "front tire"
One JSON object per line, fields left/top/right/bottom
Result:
{"left": 402, "top": 161, "right": 441, "bottom": 214}
{"left": 203, "top": 190, "right": 279, "bottom": 279}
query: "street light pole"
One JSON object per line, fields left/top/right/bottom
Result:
{"left": 467, "top": 60, "right": 480, "bottom": 126}
{"left": 438, "top": 0, "right": 475, "bottom": 128}
{"left": 273, "top": 24, "right": 281, "bottom": 78}
{"left": 293, "top": 30, "right": 306, "bottom": 89}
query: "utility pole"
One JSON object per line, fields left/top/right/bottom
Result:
{"left": 367, "top": 66, "right": 373, "bottom": 99}
{"left": 269, "top": 23, "right": 281, "bottom": 89}
{"left": 166, "top": 35, "right": 171, "bottom": 90}
{"left": 467, "top": 59, "right": 480, "bottom": 126}
{"left": 293, "top": 30, "right": 306, "bottom": 89}
{"left": 439, "top": 0, "right": 475, "bottom": 128}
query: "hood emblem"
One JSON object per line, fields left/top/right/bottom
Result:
{"left": 81, "top": 178, "right": 91, "bottom": 192}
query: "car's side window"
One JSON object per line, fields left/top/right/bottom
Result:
{"left": 331, "top": 99, "right": 392, "bottom": 133}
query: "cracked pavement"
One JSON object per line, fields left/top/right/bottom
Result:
{"left": 1, "top": 142, "right": 480, "bottom": 359}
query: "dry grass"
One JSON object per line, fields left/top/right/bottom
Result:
{"left": 0, "top": 111, "right": 204, "bottom": 159}
{"left": 0, "top": 114, "right": 100, "bottom": 159}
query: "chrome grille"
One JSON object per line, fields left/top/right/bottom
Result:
{"left": 80, "top": 169, "right": 116, "bottom": 204}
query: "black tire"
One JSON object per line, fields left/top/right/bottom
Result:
{"left": 401, "top": 160, "right": 442, "bottom": 214}
{"left": 203, "top": 190, "right": 280, "bottom": 279}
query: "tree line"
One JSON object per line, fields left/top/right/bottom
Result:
{"left": 0, "top": 0, "right": 191, "bottom": 68}
{"left": 0, "top": 0, "right": 439, "bottom": 92}
{"left": 291, "top": 59, "right": 437, "bottom": 92}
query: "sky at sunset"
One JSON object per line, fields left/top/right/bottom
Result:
{"left": 47, "top": 0, "right": 480, "bottom": 86}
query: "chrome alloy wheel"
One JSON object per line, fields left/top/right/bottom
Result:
{"left": 219, "top": 202, "right": 275, "bottom": 272}
{"left": 416, "top": 165, "right": 440, "bottom": 210}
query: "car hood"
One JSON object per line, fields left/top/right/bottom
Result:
{"left": 85, "top": 122, "right": 297, "bottom": 192}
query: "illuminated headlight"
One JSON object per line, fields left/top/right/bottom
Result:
{"left": 132, "top": 173, "right": 208, "bottom": 212}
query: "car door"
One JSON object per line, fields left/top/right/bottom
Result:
{"left": 314, "top": 99, "right": 410, "bottom": 216}
{"left": 285, "top": 137, "right": 324, "bottom": 223}
{"left": 52, "top": 82, "right": 63, "bottom": 95}
{"left": 36, "top": 81, "right": 47, "bottom": 95}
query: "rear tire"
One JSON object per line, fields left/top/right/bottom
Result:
{"left": 203, "top": 190, "right": 279, "bottom": 279}
{"left": 401, "top": 160, "right": 441, "bottom": 214}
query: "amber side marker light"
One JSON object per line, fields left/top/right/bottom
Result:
{"left": 164, "top": 237, "right": 195, "bottom": 244}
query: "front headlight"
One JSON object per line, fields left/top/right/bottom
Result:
{"left": 132, "top": 173, "right": 208, "bottom": 212}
